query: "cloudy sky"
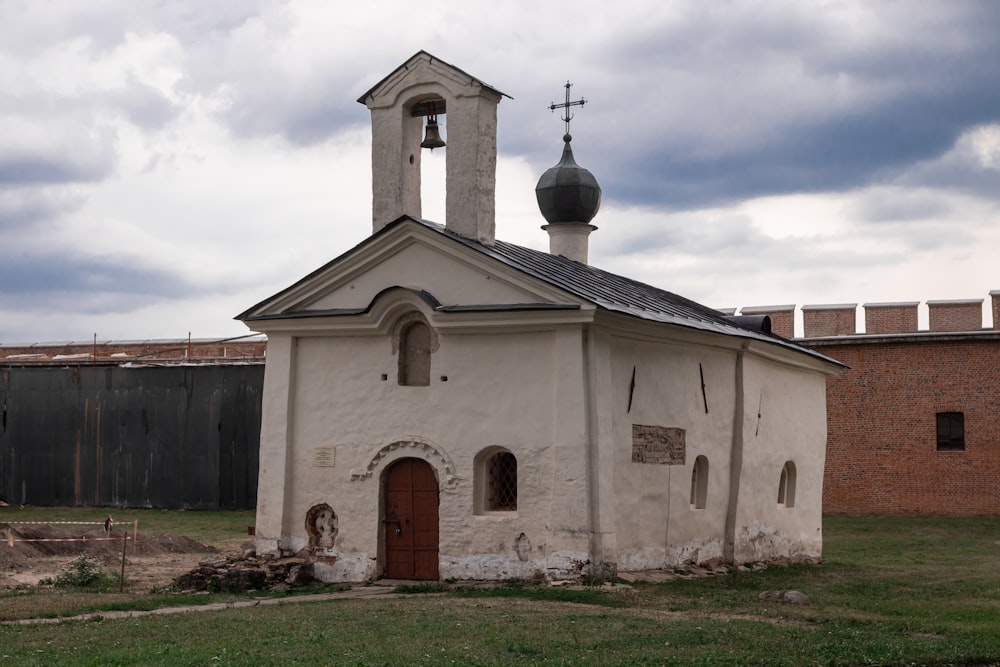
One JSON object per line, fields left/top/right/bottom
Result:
{"left": 2, "top": 0, "right": 999, "bottom": 343}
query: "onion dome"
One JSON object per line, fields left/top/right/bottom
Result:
{"left": 535, "top": 133, "right": 602, "bottom": 224}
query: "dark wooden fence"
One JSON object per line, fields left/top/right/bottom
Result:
{"left": 0, "top": 364, "right": 262, "bottom": 509}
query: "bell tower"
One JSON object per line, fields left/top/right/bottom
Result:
{"left": 357, "top": 51, "right": 507, "bottom": 245}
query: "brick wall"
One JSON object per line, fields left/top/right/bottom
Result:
{"left": 804, "top": 335, "right": 1000, "bottom": 515}
{"left": 927, "top": 299, "right": 983, "bottom": 332}
{"left": 1, "top": 338, "right": 266, "bottom": 364}
{"left": 863, "top": 302, "right": 919, "bottom": 334}
{"left": 802, "top": 304, "right": 857, "bottom": 337}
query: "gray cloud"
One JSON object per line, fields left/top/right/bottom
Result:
{"left": 112, "top": 79, "right": 179, "bottom": 131}
{"left": 0, "top": 0, "right": 267, "bottom": 56}
{"left": 0, "top": 252, "right": 190, "bottom": 303}
{"left": 895, "top": 126, "right": 1000, "bottom": 199}
{"left": 0, "top": 155, "right": 110, "bottom": 187}
{"left": 498, "top": 2, "right": 1000, "bottom": 211}
{"left": 847, "top": 190, "right": 955, "bottom": 224}
{"left": 0, "top": 189, "right": 85, "bottom": 230}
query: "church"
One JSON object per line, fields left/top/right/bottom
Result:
{"left": 237, "top": 52, "right": 842, "bottom": 582}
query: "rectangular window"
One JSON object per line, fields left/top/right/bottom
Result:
{"left": 936, "top": 412, "right": 965, "bottom": 451}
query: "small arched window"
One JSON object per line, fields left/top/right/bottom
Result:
{"left": 778, "top": 460, "right": 796, "bottom": 508}
{"left": 398, "top": 321, "right": 431, "bottom": 386}
{"left": 474, "top": 448, "right": 517, "bottom": 513}
{"left": 690, "top": 455, "right": 708, "bottom": 510}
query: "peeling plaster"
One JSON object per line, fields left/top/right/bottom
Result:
{"left": 617, "top": 538, "right": 725, "bottom": 571}
{"left": 736, "top": 520, "right": 821, "bottom": 562}
{"left": 313, "top": 551, "right": 377, "bottom": 582}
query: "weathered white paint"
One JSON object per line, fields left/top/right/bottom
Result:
{"left": 313, "top": 552, "right": 376, "bottom": 582}
{"left": 543, "top": 223, "right": 596, "bottom": 264}
{"left": 253, "top": 334, "right": 296, "bottom": 555}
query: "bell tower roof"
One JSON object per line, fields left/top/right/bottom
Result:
{"left": 357, "top": 50, "right": 507, "bottom": 107}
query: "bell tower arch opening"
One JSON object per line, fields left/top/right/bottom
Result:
{"left": 410, "top": 97, "right": 447, "bottom": 223}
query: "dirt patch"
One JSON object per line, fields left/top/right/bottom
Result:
{"left": 1, "top": 522, "right": 218, "bottom": 588}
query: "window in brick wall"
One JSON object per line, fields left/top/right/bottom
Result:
{"left": 936, "top": 412, "right": 965, "bottom": 451}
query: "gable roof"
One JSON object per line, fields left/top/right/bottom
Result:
{"left": 238, "top": 216, "right": 842, "bottom": 368}
{"left": 356, "top": 50, "right": 510, "bottom": 105}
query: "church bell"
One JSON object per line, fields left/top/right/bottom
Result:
{"left": 420, "top": 114, "right": 446, "bottom": 150}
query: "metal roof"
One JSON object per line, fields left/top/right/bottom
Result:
{"left": 413, "top": 218, "right": 841, "bottom": 366}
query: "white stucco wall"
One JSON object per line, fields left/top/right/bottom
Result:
{"left": 596, "top": 328, "right": 830, "bottom": 571}
{"left": 732, "top": 353, "right": 828, "bottom": 562}
{"left": 255, "top": 315, "right": 832, "bottom": 581}
{"left": 256, "top": 324, "right": 596, "bottom": 581}
{"left": 306, "top": 242, "right": 544, "bottom": 312}
{"left": 605, "top": 333, "right": 735, "bottom": 570}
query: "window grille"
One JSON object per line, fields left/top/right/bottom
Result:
{"left": 487, "top": 452, "right": 517, "bottom": 511}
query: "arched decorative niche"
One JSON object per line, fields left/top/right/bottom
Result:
{"left": 391, "top": 312, "right": 439, "bottom": 387}
{"left": 690, "top": 455, "right": 709, "bottom": 510}
{"left": 778, "top": 461, "right": 797, "bottom": 508}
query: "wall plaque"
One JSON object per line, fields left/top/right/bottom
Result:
{"left": 631, "top": 425, "right": 685, "bottom": 465}
{"left": 312, "top": 447, "right": 336, "bottom": 467}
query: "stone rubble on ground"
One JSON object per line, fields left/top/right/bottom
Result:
{"left": 616, "top": 555, "right": 820, "bottom": 583}
{"left": 172, "top": 551, "right": 821, "bottom": 593}
{"left": 758, "top": 589, "right": 810, "bottom": 604}
{"left": 173, "top": 549, "right": 317, "bottom": 593}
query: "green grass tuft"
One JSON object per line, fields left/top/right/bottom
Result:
{"left": 392, "top": 582, "right": 449, "bottom": 594}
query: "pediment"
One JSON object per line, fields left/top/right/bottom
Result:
{"left": 357, "top": 51, "right": 508, "bottom": 110}
{"left": 238, "top": 219, "right": 582, "bottom": 326}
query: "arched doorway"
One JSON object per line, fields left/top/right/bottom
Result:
{"left": 383, "top": 458, "right": 439, "bottom": 580}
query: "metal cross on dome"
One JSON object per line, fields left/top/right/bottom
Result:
{"left": 549, "top": 81, "right": 586, "bottom": 135}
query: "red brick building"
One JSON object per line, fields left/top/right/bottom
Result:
{"left": 0, "top": 336, "right": 266, "bottom": 366}
{"left": 740, "top": 291, "right": 1000, "bottom": 515}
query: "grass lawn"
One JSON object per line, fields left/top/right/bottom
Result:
{"left": 2, "top": 513, "right": 999, "bottom": 666}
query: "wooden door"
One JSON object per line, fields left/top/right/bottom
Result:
{"left": 384, "top": 458, "right": 439, "bottom": 580}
